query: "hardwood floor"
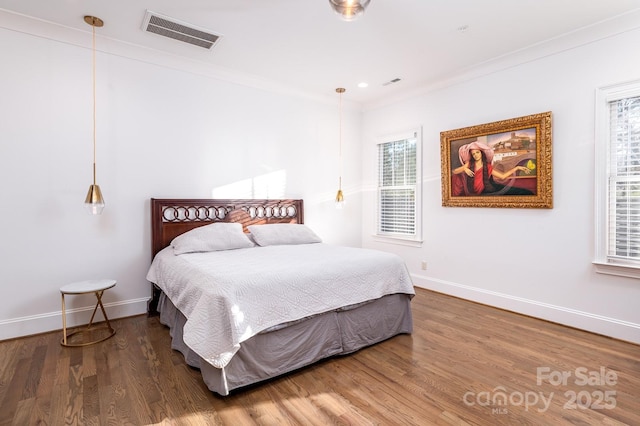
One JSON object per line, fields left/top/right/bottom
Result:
{"left": 1, "top": 288, "right": 638, "bottom": 425}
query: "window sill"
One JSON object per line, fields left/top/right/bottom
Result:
{"left": 373, "top": 235, "right": 423, "bottom": 247}
{"left": 593, "top": 261, "right": 640, "bottom": 279}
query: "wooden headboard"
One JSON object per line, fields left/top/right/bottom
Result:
{"left": 150, "top": 198, "right": 304, "bottom": 258}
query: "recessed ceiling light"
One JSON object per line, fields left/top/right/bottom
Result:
{"left": 358, "top": 82, "right": 369, "bottom": 88}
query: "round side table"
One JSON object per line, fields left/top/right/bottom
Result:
{"left": 60, "top": 279, "right": 117, "bottom": 347}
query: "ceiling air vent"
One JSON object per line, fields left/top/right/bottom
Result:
{"left": 382, "top": 78, "right": 402, "bottom": 87}
{"left": 141, "top": 11, "right": 222, "bottom": 50}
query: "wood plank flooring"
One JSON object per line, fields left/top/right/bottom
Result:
{"left": 0, "top": 288, "right": 638, "bottom": 425}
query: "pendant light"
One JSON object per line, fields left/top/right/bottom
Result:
{"left": 335, "top": 88, "right": 346, "bottom": 209}
{"left": 328, "top": 0, "right": 371, "bottom": 22}
{"left": 84, "top": 15, "right": 105, "bottom": 215}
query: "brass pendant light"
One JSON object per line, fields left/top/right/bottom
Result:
{"left": 84, "top": 16, "right": 105, "bottom": 215}
{"left": 335, "top": 88, "right": 346, "bottom": 208}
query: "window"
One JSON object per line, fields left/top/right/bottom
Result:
{"left": 376, "top": 129, "right": 422, "bottom": 244}
{"left": 595, "top": 80, "right": 640, "bottom": 278}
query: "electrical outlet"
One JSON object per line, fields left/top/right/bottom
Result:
{"left": 421, "top": 261, "right": 427, "bottom": 270}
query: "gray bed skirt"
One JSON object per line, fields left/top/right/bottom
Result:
{"left": 158, "top": 292, "right": 413, "bottom": 395}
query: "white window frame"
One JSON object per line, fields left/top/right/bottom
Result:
{"left": 594, "top": 79, "right": 640, "bottom": 278}
{"left": 374, "top": 128, "right": 422, "bottom": 246}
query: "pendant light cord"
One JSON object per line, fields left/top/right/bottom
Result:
{"left": 339, "top": 90, "right": 342, "bottom": 189}
{"left": 337, "top": 88, "right": 345, "bottom": 190}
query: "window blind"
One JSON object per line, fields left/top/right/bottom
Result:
{"left": 608, "top": 95, "right": 640, "bottom": 264}
{"left": 377, "top": 137, "right": 417, "bottom": 236}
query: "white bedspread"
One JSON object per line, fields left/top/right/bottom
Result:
{"left": 146, "top": 243, "right": 414, "bottom": 368}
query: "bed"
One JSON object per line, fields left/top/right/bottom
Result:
{"left": 146, "top": 198, "right": 414, "bottom": 395}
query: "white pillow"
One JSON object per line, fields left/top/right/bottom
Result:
{"left": 247, "top": 224, "right": 322, "bottom": 246}
{"left": 171, "top": 222, "right": 254, "bottom": 255}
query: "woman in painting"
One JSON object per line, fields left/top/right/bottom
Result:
{"left": 451, "top": 141, "right": 533, "bottom": 196}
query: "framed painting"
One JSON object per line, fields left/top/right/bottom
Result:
{"left": 440, "top": 111, "right": 552, "bottom": 208}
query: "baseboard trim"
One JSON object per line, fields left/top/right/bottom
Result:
{"left": 0, "top": 298, "right": 149, "bottom": 341}
{"left": 413, "top": 275, "right": 640, "bottom": 345}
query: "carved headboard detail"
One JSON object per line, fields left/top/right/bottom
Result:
{"left": 150, "top": 198, "right": 304, "bottom": 258}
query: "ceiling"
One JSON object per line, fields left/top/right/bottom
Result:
{"left": 1, "top": 0, "right": 640, "bottom": 107}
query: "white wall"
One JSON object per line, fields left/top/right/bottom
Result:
{"left": 0, "top": 15, "right": 362, "bottom": 340}
{"left": 361, "top": 25, "right": 640, "bottom": 344}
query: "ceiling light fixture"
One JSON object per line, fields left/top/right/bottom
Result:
{"left": 335, "top": 87, "right": 346, "bottom": 208}
{"left": 83, "top": 15, "right": 105, "bottom": 215}
{"left": 329, "top": 0, "right": 371, "bottom": 22}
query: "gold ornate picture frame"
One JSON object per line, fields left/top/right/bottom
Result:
{"left": 440, "top": 111, "right": 552, "bottom": 208}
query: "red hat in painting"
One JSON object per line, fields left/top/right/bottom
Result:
{"left": 458, "top": 141, "right": 494, "bottom": 165}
